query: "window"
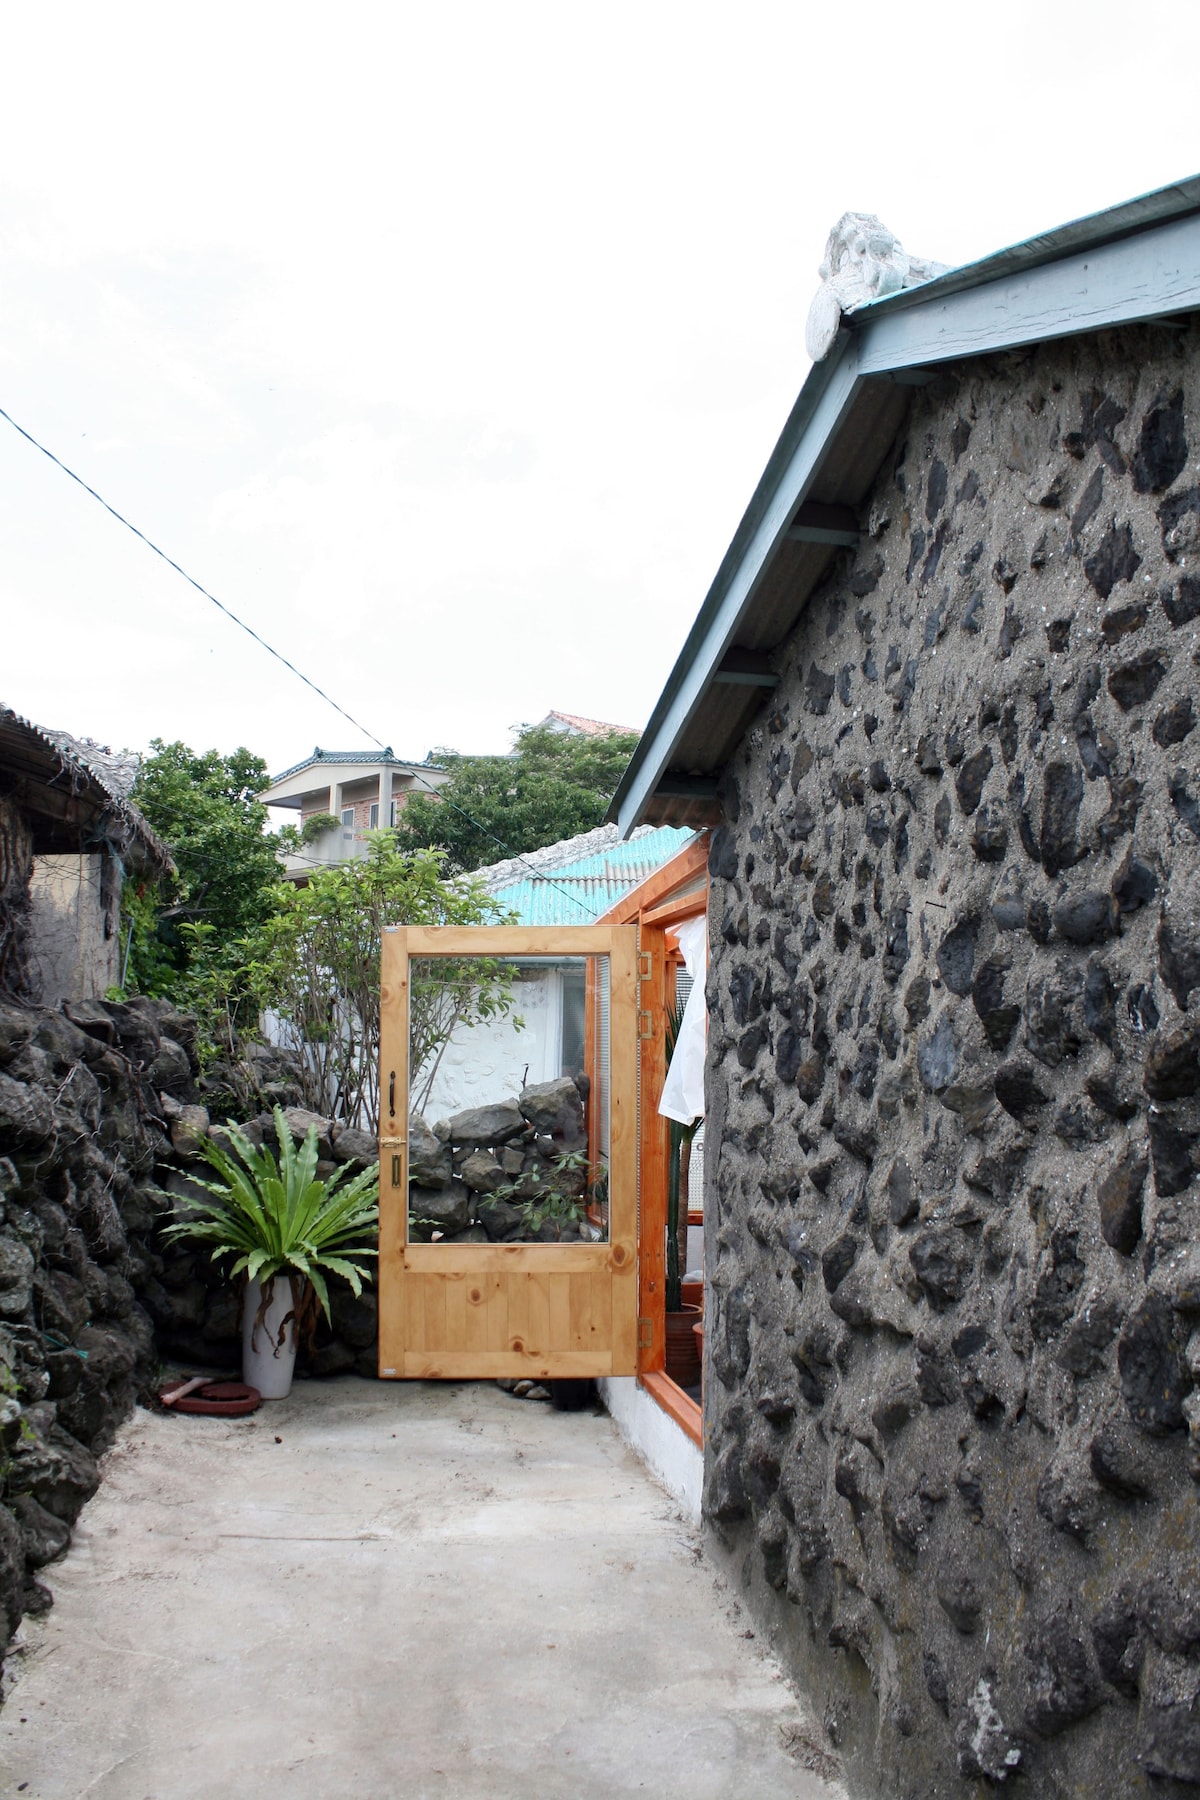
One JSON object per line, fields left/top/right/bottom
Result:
{"left": 368, "top": 803, "right": 379, "bottom": 828}
{"left": 341, "top": 808, "right": 355, "bottom": 835}
{"left": 560, "top": 964, "right": 587, "bottom": 1079}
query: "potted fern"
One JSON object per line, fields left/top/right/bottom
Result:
{"left": 165, "top": 1107, "right": 379, "bottom": 1398}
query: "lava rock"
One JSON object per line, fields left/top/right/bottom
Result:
{"left": 995, "top": 1062, "right": 1049, "bottom": 1122}
{"left": 330, "top": 1123, "right": 378, "bottom": 1167}
{"left": 519, "top": 1077, "right": 585, "bottom": 1142}
{"left": 937, "top": 916, "right": 979, "bottom": 996}
{"left": 955, "top": 747, "right": 993, "bottom": 815}
{"left": 1108, "top": 649, "right": 1169, "bottom": 711}
{"left": 1132, "top": 388, "right": 1188, "bottom": 493}
{"left": 1085, "top": 520, "right": 1142, "bottom": 600}
{"left": 280, "top": 1107, "right": 335, "bottom": 1160}
{"left": 821, "top": 1233, "right": 861, "bottom": 1293}
{"left": 1024, "top": 1612, "right": 1103, "bottom": 1736}
{"left": 443, "top": 1102, "right": 525, "bottom": 1148}
{"left": 459, "top": 1150, "right": 505, "bottom": 1193}
{"left": 410, "top": 1183, "right": 475, "bottom": 1235}
{"left": 918, "top": 1015, "right": 960, "bottom": 1093}
{"left": 1097, "top": 1153, "right": 1148, "bottom": 1253}
{"left": 0, "top": 1072, "right": 54, "bottom": 1149}
{"left": 1053, "top": 890, "right": 1117, "bottom": 945}
{"left": 1160, "top": 919, "right": 1200, "bottom": 1011}
{"left": 887, "top": 1157, "right": 917, "bottom": 1227}
{"left": 1145, "top": 1029, "right": 1200, "bottom": 1102}
{"left": 1040, "top": 762, "right": 1084, "bottom": 875}
{"left": 937, "top": 1562, "right": 983, "bottom": 1635}
{"left": 1149, "top": 1114, "right": 1199, "bottom": 1197}
{"left": 1118, "top": 1294, "right": 1191, "bottom": 1434}
{"left": 1138, "top": 1662, "right": 1200, "bottom": 1784}
{"left": 1111, "top": 853, "right": 1158, "bottom": 915}
{"left": 909, "top": 1228, "right": 973, "bottom": 1309}
{"left": 1154, "top": 696, "right": 1196, "bottom": 747}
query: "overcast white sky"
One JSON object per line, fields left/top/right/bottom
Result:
{"left": 2, "top": 1, "right": 1199, "bottom": 779}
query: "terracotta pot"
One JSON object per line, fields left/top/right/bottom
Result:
{"left": 664, "top": 1304, "right": 702, "bottom": 1389}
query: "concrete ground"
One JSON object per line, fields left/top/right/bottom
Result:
{"left": 0, "top": 1378, "right": 845, "bottom": 1800}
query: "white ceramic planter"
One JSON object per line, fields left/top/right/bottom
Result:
{"left": 242, "top": 1274, "right": 298, "bottom": 1399}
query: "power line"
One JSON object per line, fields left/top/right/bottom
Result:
{"left": 0, "top": 403, "right": 386, "bottom": 752}
{"left": 0, "top": 403, "right": 615, "bottom": 917}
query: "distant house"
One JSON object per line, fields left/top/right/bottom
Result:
{"left": 537, "top": 710, "right": 639, "bottom": 738}
{"left": 260, "top": 747, "right": 449, "bottom": 882}
{"left": 0, "top": 704, "right": 172, "bottom": 1003}
{"left": 419, "top": 823, "right": 694, "bottom": 1121}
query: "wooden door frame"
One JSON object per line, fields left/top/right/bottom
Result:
{"left": 598, "top": 835, "right": 710, "bottom": 1444}
{"left": 377, "top": 923, "right": 639, "bottom": 1379}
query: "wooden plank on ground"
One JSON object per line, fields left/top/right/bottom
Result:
{"left": 402, "top": 1350, "right": 611, "bottom": 1380}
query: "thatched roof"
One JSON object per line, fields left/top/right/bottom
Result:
{"left": 0, "top": 705, "right": 173, "bottom": 873}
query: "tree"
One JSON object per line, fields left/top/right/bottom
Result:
{"left": 250, "top": 835, "right": 517, "bottom": 1129}
{"left": 393, "top": 722, "right": 640, "bottom": 873}
{"left": 122, "top": 740, "right": 283, "bottom": 1002}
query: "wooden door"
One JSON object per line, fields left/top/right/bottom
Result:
{"left": 377, "top": 925, "right": 638, "bottom": 1380}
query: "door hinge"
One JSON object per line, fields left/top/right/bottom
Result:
{"left": 638, "top": 1010, "right": 654, "bottom": 1040}
{"left": 638, "top": 951, "right": 653, "bottom": 981}
{"left": 638, "top": 1317, "right": 653, "bottom": 1349}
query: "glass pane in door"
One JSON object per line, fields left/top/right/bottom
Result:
{"left": 408, "top": 954, "right": 610, "bottom": 1245}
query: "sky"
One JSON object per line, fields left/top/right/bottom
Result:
{"left": 2, "top": 1, "right": 1199, "bottom": 782}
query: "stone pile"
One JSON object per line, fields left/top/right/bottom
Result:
{"left": 0, "top": 992, "right": 198, "bottom": 1667}
{"left": 0, "top": 992, "right": 378, "bottom": 1674}
{"left": 702, "top": 327, "right": 1200, "bottom": 1793}
{"left": 409, "top": 1076, "right": 592, "bottom": 1243}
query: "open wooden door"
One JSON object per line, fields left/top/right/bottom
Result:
{"left": 377, "top": 924, "right": 638, "bottom": 1380}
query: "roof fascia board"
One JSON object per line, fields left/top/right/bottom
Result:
{"left": 855, "top": 208, "right": 1200, "bottom": 375}
{"left": 611, "top": 344, "right": 866, "bottom": 836}
{"left": 856, "top": 177, "right": 1200, "bottom": 325}
{"left": 612, "top": 203, "right": 1200, "bottom": 837}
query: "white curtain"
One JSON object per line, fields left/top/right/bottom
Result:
{"left": 658, "top": 915, "right": 707, "bottom": 1125}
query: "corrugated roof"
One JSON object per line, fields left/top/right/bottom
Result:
{"left": 479, "top": 824, "right": 694, "bottom": 925}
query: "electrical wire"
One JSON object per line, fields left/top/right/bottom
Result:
{"left": 0, "top": 402, "right": 387, "bottom": 752}
{"left": 0, "top": 402, "right": 627, "bottom": 918}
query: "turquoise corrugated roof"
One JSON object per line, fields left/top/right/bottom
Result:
{"left": 491, "top": 826, "right": 695, "bottom": 925}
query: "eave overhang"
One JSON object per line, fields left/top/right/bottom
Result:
{"left": 610, "top": 175, "right": 1200, "bottom": 836}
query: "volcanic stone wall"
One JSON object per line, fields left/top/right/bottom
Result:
{"left": 0, "top": 993, "right": 375, "bottom": 1679}
{"left": 702, "top": 322, "right": 1200, "bottom": 1794}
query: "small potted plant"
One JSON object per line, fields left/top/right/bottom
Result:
{"left": 165, "top": 1106, "right": 379, "bottom": 1398}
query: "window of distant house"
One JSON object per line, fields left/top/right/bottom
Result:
{"left": 368, "top": 803, "right": 379, "bottom": 828}
{"left": 341, "top": 808, "right": 355, "bottom": 833}
{"left": 560, "top": 963, "right": 587, "bottom": 1080}
{"left": 389, "top": 799, "right": 399, "bottom": 827}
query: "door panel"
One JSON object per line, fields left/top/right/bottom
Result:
{"left": 378, "top": 924, "right": 638, "bottom": 1379}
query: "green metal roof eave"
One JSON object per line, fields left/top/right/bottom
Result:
{"left": 610, "top": 175, "right": 1200, "bottom": 837}
{"left": 851, "top": 172, "right": 1200, "bottom": 328}
{"left": 607, "top": 346, "right": 853, "bottom": 831}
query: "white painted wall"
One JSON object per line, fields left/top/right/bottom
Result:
{"left": 419, "top": 966, "right": 561, "bottom": 1123}
{"left": 597, "top": 1377, "right": 702, "bottom": 1522}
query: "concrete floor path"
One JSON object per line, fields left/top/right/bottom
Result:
{"left": 1, "top": 1378, "right": 845, "bottom": 1800}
